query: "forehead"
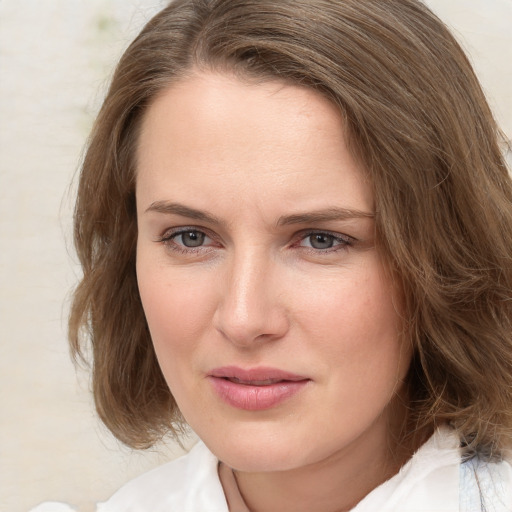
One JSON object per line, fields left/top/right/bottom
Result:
{"left": 136, "top": 71, "right": 373, "bottom": 217}
{"left": 137, "top": 72, "right": 343, "bottom": 158}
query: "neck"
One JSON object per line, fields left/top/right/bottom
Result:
{"left": 231, "top": 402, "right": 420, "bottom": 512}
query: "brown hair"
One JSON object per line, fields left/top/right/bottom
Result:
{"left": 70, "top": 0, "right": 512, "bottom": 456}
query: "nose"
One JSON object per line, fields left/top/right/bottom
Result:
{"left": 213, "top": 249, "right": 289, "bottom": 347}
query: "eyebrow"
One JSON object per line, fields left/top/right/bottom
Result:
{"left": 277, "top": 207, "right": 374, "bottom": 226}
{"left": 145, "top": 201, "right": 374, "bottom": 226}
{"left": 145, "top": 201, "right": 223, "bottom": 224}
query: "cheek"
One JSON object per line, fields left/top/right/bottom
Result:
{"left": 295, "top": 262, "right": 408, "bottom": 382}
{"left": 136, "top": 260, "right": 216, "bottom": 377}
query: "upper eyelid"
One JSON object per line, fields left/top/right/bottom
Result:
{"left": 295, "top": 229, "right": 355, "bottom": 242}
{"left": 158, "top": 225, "right": 214, "bottom": 240}
{"left": 157, "top": 226, "right": 352, "bottom": 238}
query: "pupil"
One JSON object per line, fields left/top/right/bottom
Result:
{"left": 182, "top": 231, "right": 205, "bottom": 247}
{"left": 310, "top": 234, "right": 333, "bottom": 249}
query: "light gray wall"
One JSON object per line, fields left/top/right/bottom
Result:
{"left": 1, "top": 1, "right": 510, "bottom": 511}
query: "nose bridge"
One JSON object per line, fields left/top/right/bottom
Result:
{"left": 214, "top": 243, "right": 288, "bottom": 345}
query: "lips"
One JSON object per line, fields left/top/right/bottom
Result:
{"left": 208, "top": 366, "right": 310, "bottom": 411}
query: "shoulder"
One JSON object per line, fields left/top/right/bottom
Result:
{"left": 97, "top": 441, "right": 228, "bottom": 512}
{"left": 460, "top": 454, "right": 512, "bottom": 512}
{"left": 352, "top": 426, "right": 512, "bottom": 512}
{"left": 352, "top": 426, "right": 462, "bottom": 511}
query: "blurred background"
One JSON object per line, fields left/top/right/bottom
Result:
{"left": 0, "top": 1, "right": 510, "bottom": 511}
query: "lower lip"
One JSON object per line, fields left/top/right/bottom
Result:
{"left": 208, "top": 377, "right": 309, "bottom": 411}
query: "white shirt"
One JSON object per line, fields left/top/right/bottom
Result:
{"left": 31, "top": 427, "right": 512, "bottom": 512}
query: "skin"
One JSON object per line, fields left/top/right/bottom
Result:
{"left": 136, "top": 72, "right": 412, "bottom": 512}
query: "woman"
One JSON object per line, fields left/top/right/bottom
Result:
{"left": 66, "top": 0, "right": 512, "bottom": 510}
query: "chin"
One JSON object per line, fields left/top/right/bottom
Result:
{"left": 197, "top": 423, "right": 318, "bottom": 472}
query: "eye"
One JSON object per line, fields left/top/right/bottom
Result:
{"left": 175, "top": 230, "right": 206, "bottom": 247}
{"left": 298, "top": 231, "right": 353, "bottom": 251}
{"left": 306, "top": 233, "right": 336, "bottom": 249}
{"left": 157, "top": 228, "right": 216, "bottom": 253}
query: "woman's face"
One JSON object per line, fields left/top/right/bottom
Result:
{"left": 136, "top": 72, "right": 410, "bottom": 472}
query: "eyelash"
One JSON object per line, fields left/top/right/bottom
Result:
{"left": 156, "top": 227, "right": 217, "bottom": 255}
{"left": 295, "top": 230, "right": 354, "bottom": 253}
{"left": 156, "top": 227, "right": 355, "bottom": 255}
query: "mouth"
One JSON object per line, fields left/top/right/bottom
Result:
{"left": 208, "top": 366, "right": 310, "bottom": 410}
{"left": 222, "top": 376, "right": 290, "bottom": 386}
{"left": 209, "top": 366, "right": 309, "bottom": 383}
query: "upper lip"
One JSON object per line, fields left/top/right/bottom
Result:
{"left": 209, "top": 366, "right": 309, "bottom": 384}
